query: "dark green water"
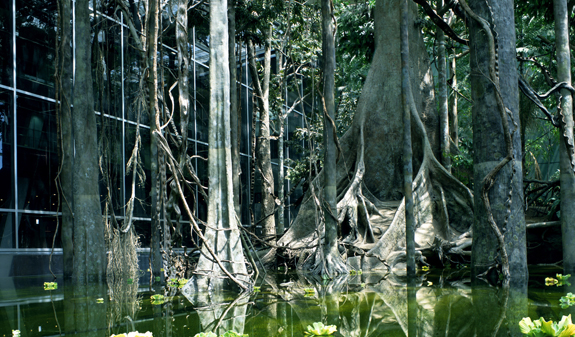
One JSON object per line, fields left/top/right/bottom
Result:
{"left": 1, "top": 267, "right": 573, "bottom": 337}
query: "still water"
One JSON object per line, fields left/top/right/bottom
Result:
{"left": 0, "top": 267, "right": 572, "bottom": 337}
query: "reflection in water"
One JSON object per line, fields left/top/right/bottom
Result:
{"left": 0, "top": 269, "right": 563, "bottom": 337}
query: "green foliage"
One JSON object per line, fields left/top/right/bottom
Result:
{"left": 167, "top": 278, "right": 188, "bottom": 288}
{"left": 194, "top": 333, "right": 217, "bottom": 337}
{"left": 43, "top": 282, "right": 57, "bottom": 290}
{"left": 560, "top": 293, "right": 575, "bottom": 309}
{"left": 193, "top": 331, "right": 247, "bottom": 337}
{"left": 450, "top": 137, "right": 473, "bottom": 189}
{"left": 304, "top": 322, "right": 337, "bottom": 336}
{"left": 557, "top": 274, "right": 571, "bottom": 286}
{"left": 545, "top": 274, "right": 571, "bottom": 287}
{"left": 519, "top": 315, "right": 575, "bottom": 336}
{"left": 12, "top": 330, "right": 20, "bottom": 337}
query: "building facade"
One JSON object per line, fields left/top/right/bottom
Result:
{"left": 0, "top": 0, "right": 306, "bottom": 277}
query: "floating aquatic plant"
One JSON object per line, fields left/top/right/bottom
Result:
{"left": 546, "top": 274, "right": 571, "bottom": 287}
{"left": 43, "top": 282, "right": 57, "bottom": 290}
{"left": 110, "top": 331, "right": 153, "bottom": 337}
{"left": 167, "top": 278, "right": 188, "bottom": 288}
{"left": 96, "top": 298, "right": 104, "bottom": 303}
{"left": 150, "top": 294, "right": 165, "bottom": 305}
{"left": 253, "top": 286, "right": 261, "bottom": 293}
{"left": 12, "top": 330, "right": 20, "bottom": 337}
{"left": 193, "top": 331, "right": 247, "bottom": 337}
{"left": 557, "top": 274, "right": 572, "bottom": 286}
{"left": 561, "top": 293, "right": 575, "bottom": 309}
{"left": 304, "top": 322, "right": 337, "bottom": 336}
{"left": 519, "top": 315, "right": 575, "bottom": 336}
{"left": 421, "top": 266, "right": 430, "bottom": 271}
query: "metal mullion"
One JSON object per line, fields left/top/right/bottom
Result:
{"left": 121, "top": 12, "right": 126, "bottom": 216}
{"left": 12, "top": 0, "right": 18, "bottom": 249}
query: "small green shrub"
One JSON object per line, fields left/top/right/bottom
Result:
{"left": 519, "top": 315, "right": 575, "bottom": 336}
{"left": 304, "top": 322, "right": 337, "bottom": 336}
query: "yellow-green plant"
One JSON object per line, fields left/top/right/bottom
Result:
{"left": 110, "top": 331, "right": 153, "bottom": 337}
{"left": 43, "top": 282, "right": 57, "bottom": 290}
{"left": 193, "top": 331, "right": 247, "bottom": 337}
{"left": 12, "top": 330, "right": 20, "bottom": 337}
{"left": 519, "top": 315, "right": 575, "bottom": 336}
{"left": 304, "top": 322, "right": 337, "bottom": 336}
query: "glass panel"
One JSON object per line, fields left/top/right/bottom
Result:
{"left": 17, "top": 94, "right": 58, "bottom": 212}
{"left": 16, "top": 0, "right": 57, "bottom": 97}
{"left": 196, "top": 143, "right": 207, "bottom": 222}
{"left": 240, "top": 155, "right": 249, "bottom": 227}
{"left": 195, "top": 63, "right": 209, "bottom": 143}
{"left": 239, "top": 85, "right": 251, "bottom": 154}
{"left": 194, "top": 24, "right": 209, "bottom": 66}
{"left": 93, "top": 16, "right": 123, "bottom": 119}
{"left": 125, "top": 28, "right": 149, "bottom": 125}
{"left": 0, "top": 0, "right": 13, "bottom": 86}
{"left": 0, "top": 212, "right": 15, "bottom": 248}
{"left": 134, "top": 220, "right": 150, "bottom": 248}
{"left": 0, "top": 89, "right": 14, "bottom": 209}
{"left": 17, "top": 213, "right": 60, "bottom": 248}
{"left": 287, "top": 111, "right": 304, "bottom": 161}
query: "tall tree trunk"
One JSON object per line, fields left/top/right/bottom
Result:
{"left": 448, "top": 56, "right": 458, "bottom": 149}
{"left": 319, "top": 0, "right": 347, "bottom": 276}
{"left": 247, "top": 29, "right": 276, "bottom": 248}
{"left": 148, "top": 0, "right": 163, "bottom": 282}
{"left": 400, "top": 0, "right": 415, "bottom": 278}
{"left": 73, "top": 0, "right": 105, "bottom": 283}
{"left": 468, "top": 0, "right": 527, "bottom": 284}
{"left": 229, "top": 0, "right": 241, "bottom": 219}
{"left": 186, "top": 0, "right": 249, "bottom": 293}
{"left": 177, "top": 0, "right": 190, "bottom": 167}
{"left": 437, "top": 0, "right": 451, "bottom": 172}
{"left": 554, "top": 0, "right": 575, "bottom": 275}
{"left": 57, "top": 0, "right": 74, "bottom": 280}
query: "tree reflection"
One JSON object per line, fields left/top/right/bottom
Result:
{"left": 178, "top": 271, "right": 528, "bottom": 336}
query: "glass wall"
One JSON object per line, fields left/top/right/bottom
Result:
{"left": 0, "top": 0, "right": 307, "bottom": 275}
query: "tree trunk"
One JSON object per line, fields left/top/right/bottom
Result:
{"left": 148, "top": 0, "right": 163, "bottom": 283}
{"left": 247, "top": 30, "right": 276, "bottom": 247}
{"left": 468, "top": 0, "right": 527, "bottom": 283}
{"left": 400, "top": 0, "right": 415, "bottom": 278}
{"left": 177, "top": 0, "right": 190, "bottom": 167}
{"left": 319, "top": 0, "right": 347, "bottom": 276}
{"left": 184, "top": 0, "right": 249, "bottom": 294}
{"left": 229, "top": 0, "right": 241, "bottom": 219}
{"left": 448, "top": 56, "right": 458, "bottom": 149}
{"left": 57, "top": 0, "right": 74, "bottom": 280}
{"left": 554, "top": 0, "right": 575, "bottom": 275}
{"left": 72, "top": 0, "right": 106, "bottom": 283}
{"left": 437, "top": 0, "right": 451, "bottom": 172}
{"left": 274, "top": 0, "right": 472, "bottom": 272}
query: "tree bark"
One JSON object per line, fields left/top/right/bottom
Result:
{"left": 274, "top": 0, "right": 473, "bottom": 272}
{"left": 319, "top": 0, "right": 347, "bottom": 276}
{"left": 186, "top": 0, "right": 249, "bottom": 293}
{"left": 72, "top": 0, "right": 106, "bottom": 283}
{"left": 553, "top": 0, "right": 575, "bottom": 275}
{"left": 448, "top": 55, "right": 458, "bottom": 149}
{"left": 229, "top": 0, "right": 241, "bottom": 219}
{"left": 57, "top": 0, "right": 74, "bottom": 280}
{"left": 468, "top": 0, "right": 527, "bottom": 283}
{"left": 177, "top": 0, "right": 190, "bottom": 167}
{"left": 400, "top": 0, "right": 415, "bottom": 278}
{"left": 148, "top": 0, "right": 163, "bottom": 282}
{"left": 247, "top": 30, "right": 276, "bottom": 247}
{"left": 437, "top": 0, "right": 451, "bottom": 172}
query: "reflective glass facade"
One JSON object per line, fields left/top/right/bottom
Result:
{"left": 0, "top": 0, "right": 306, "bottom": 276}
